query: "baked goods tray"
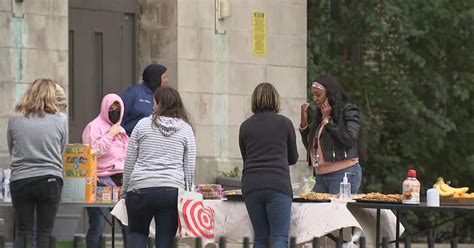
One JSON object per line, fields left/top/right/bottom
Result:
{"left": 355, "top": 199, "right": 403, "bottom": 204}
{"left": 292, "top": 198, "right": 331, "bottom": 203}
{"left": 225, "top": 194, "right": 243, "bottom": 201}
{"left": 225, "top": 195, "right": 331, "bottom": 202}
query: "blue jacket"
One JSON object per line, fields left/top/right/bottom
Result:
{"left": 121, "top": 83, "right": 154, "bottom": 136}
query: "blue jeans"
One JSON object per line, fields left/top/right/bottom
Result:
{"left": 86, "top": 207, "right": 128, "bottom": 248}
{"left": 125, "top": 187, "right": 179, "bottom": 248}
{"left": 244, "top": 189, "right": 292, "bottom": 248}
{"left": 314, "top": 163, "right": 362, "bottom": 194}
{"left": 86, "top": 175, "right": 127, "bottom": 248}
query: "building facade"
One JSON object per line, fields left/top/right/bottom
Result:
{"left": 0, "top": 0, "right": 309, "bottom": 240}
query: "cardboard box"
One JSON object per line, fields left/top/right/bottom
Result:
{"left": 113, "top": 186, "right": 121, "bottom": 203}
{"left": 62, "top": 178, "right": 96, "bottom": 203}
{"left": 64, "top": 144, "right": 97, "bottom": 178}
{"left": 440, "top": 197, "right": 474, "bottom": 206}
{"left": 97, "top": 186, "right": 113, "bottom": 203}
{"left": 62, "top": 144, "right": 97, "bottom": 203}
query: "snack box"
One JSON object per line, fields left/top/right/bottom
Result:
{"left": 64, "top": 144, "right": 97, "bottom": 178}
{"left": 62, "top": 177, "right": 97, "bottom": 203}
{"left": 97, "top": 186, "right": 113, "bottom": 203}
{"left": 62, "top": 144, "right": 97, "bottom": 203}
{"left": 113, "top": 186, "right": 122, "bottom": 203}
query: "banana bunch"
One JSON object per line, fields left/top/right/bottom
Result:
{"left": 433, "top": 177, "right": 469, "bottom": 197}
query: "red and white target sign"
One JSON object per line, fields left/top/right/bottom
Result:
{"left": 178, "top": 191, "right": 215, "bottom": 239}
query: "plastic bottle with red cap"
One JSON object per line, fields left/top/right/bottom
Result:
{"left": 402, "top": 169, "right": 421, "bottom": 204}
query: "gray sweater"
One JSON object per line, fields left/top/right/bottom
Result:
{"left": 122, "top": 116, "right": 196, "bottom": 193}
{"left": 7, "top": 112, "right": 68, "bottom": 182}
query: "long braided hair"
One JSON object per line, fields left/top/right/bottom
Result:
{"left": 308, "top": 75, "right": 349, "bottom": 151}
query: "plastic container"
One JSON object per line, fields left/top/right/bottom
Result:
{"left": 426, "top": 188, "right": 440, "bottom": 207}
{"left": 294, "top": 176, "right": 316, "bottom": 197}
{"left": 339, "top": 173, "right": 351, "bottom": 200}
{"left": 402, "top": 169, "right": 421, "bottom": 204}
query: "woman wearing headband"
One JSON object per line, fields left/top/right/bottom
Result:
{"left": 299, "top": 75, "right": 362, "bottom": 194}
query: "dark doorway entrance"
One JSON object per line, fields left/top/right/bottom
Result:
{"left": 68, "top": 0, "right": 137, "bottom": 142}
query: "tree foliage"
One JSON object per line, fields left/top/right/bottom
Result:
{"left": 308, "top": 0, "right": 474, "bottom": 240}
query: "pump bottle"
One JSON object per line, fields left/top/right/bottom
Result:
{"left": 339, "top": 173, "right": 351, "bottom": 200}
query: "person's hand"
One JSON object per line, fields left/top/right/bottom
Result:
{"left": 108, "top": 124, "right": 123, "bottom": 138}
{"left": 321, "top": 99, "right": 332, "bottom": 120}
{"left": 119, "top": 191, "right": 126, "bottom": 200}
{"left": 300, "top": 103, "right": 310, "bottom": 128}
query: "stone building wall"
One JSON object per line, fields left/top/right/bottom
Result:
{"left": 0, "top": 0, "right": 310, "bottom": 184}
{"left": 137, "top": 0, "right": 178, "bottom": 88}
{"left": 0, "top": 0, "right": 68, "bottom": 240}
{"left": 174, "top": 0, "right": 311, "bottom": 183}
{"left": 0, "top": 0, "right": 68, "bottom": 168}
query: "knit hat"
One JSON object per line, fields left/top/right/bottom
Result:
{"left": 55, "top": 83, "right": 67, "bottom": 113}
{"left": 142, "top": 64, "right": 167, "bottom": 93}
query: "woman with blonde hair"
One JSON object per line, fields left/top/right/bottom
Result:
{"left": 239, "top": 82, "right": 298, "bottom": 248}
{"left": 7, "top": 79, "right": 68, "bottom": 248}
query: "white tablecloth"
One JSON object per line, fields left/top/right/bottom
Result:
{"left": 111, "top": 199, "right": 403, "bottom": 247}
{"left": 206, "top": 200, "right": 362, "bottom": 245}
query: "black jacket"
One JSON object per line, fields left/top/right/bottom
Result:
{"left": 300, "top": 103, "right": 360, "bottom": 163}
{"left": 239, "top": 110, "right": 299, "bottom": 197}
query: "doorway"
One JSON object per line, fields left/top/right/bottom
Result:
{"left": 68, "top": 1, "right": 137, "bottom": 142}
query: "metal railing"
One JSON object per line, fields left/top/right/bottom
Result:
{"left": 0, "top": 235, "right": 465, "bottom": 248}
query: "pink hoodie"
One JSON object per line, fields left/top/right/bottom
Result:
{"left": 82, "top": 94, "right": 128, "bottom": 177}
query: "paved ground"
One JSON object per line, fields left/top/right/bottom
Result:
{"left": 2, "top": 237, "right": 474, "bottom": 248}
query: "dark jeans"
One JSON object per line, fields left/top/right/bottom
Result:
{"left": 244, "top": 189, "right": 292, "bottom": 248}
{"left": 10, "top": 177, "right": 62, "bottom": 248}
{"left": 86, "top": 207, "right": 128, "bottom": 248}
{"left": 125, "top": 187, "right": 178, "bottom": 248}
{"left": 314, "top": 163, "right": 362, "bottom": 194}
{"left": 86, "top": 174, "right": 127, "bottom": 248}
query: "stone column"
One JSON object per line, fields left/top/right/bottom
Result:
{"left": 137, "top": 0, "right": 178, "bottom": 87}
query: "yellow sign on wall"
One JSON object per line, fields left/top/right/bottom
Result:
{"left": 252, "top": 11, "right": 266, "bottom": 56}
